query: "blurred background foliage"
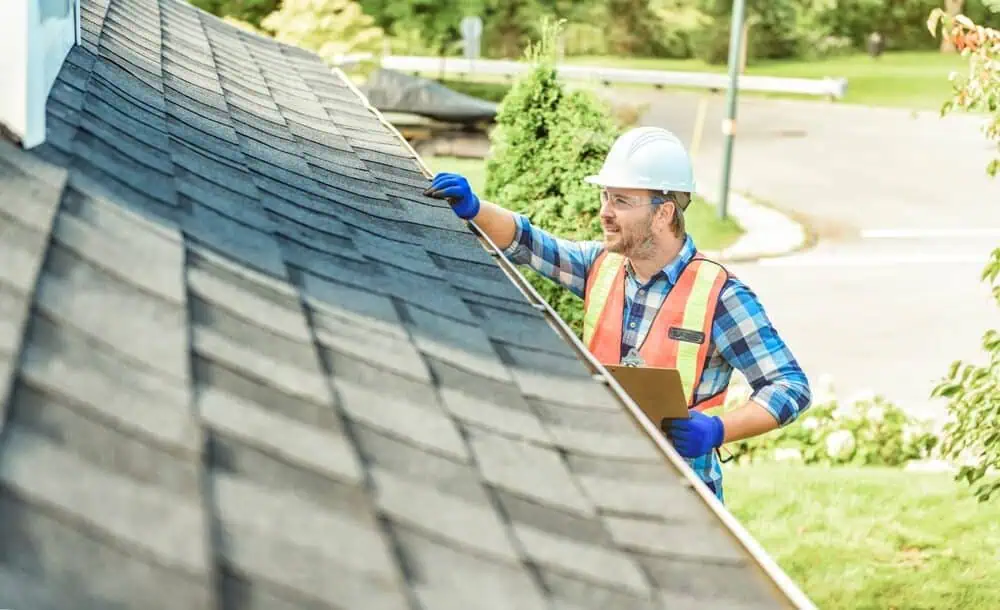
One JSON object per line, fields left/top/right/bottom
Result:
{"left": 191, "top": 0, "right": 1000, "bottom": 63}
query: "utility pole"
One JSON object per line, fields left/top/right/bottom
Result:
{"left": 718, "top": 0, "right": 747, "bottom": 220}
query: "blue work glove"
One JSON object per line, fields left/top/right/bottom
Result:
{"left": 665, "top": 411, "right": 725, "bottom": 458}
{"left": 423, "top": 172, "right": 480, "bottom": 219}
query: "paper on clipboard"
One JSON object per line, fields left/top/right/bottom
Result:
{"left": 605, "top": 365, "right": 690, "bottom": 429}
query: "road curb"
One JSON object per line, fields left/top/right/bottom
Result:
{"left": 698, "top": 188, "right": 812, "bottom": 263}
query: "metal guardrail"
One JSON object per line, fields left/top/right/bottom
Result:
{"left": 373, "top": 54, "right": 848, "bottom": 100}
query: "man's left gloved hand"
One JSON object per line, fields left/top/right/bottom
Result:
{"left": 423, "top": 172, "right": 480, "bottom": 219}
{"left": 665, "top": 411, "right": 725, "bottom": 458}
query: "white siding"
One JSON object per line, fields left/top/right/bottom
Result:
{"left": 0, "top": 0, "right": 79, "bottom": 149}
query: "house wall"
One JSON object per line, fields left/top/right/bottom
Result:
{"left": 0, "top": 0, "right": 79, "bottom": 148}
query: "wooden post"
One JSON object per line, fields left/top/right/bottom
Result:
{"left": 739, "top": 21, "right": 750, "bottom": 73}
{"left": 690, "top": 94, "right": 709, "bottom": 159}
{"left": 738, "top": 16, "right": 759, "bottom": 74}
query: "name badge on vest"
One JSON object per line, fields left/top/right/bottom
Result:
{"left": 668, "top": 326, "right": 705, "bottom": 345}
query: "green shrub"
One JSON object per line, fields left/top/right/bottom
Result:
{"left": 687, "top": 0, "right": 1000, "bottom": 64}
{"left": 562, "top": 22, "right": 611, "bottom": 56}
{"left": 260, "top": 0, "right": 385, "bottom": 63}
{"left": 811, "top": 0, "right": 935, "bottom": 51}
{"left": 483, "top": 19, "right": 621, "bottom": 337}
{"left": 808, "top": 0, "right": 1000, "bottom": 52}
{"left": 927, "top": 12, "right": 1000, "bottom": 502}
{"left": 648, "top": 0, "right": 713, "bottom": 58}
{"left": 691, "top": 25, "right": 735, "bottom": 64}
{"left": 693, "top": 0, "right": 816, "bottom": 64}
{"left": 728, "top": 376, "right": 941, "bottom": 467}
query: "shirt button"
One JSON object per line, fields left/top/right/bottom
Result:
{"left": 638, "top": 290, "right": 645, "bottom": 296}
{"left": 629, "top": 322, "right": 637, "bottom": 328}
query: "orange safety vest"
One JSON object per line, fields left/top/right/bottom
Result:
{"left": 582, "top": 250, "right": 730, "bottom": 414}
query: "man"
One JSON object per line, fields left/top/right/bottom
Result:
{"left": 424, "top": 126, "right": 811, "bottom": 502}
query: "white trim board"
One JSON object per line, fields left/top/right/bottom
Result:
{"left": 0, "top": 0, "right": 79, "bottom": 148}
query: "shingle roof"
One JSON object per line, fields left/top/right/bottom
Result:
{"left": 0, "top": 0, "right": 810, "bottom": 608}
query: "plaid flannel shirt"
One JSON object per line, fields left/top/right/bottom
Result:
{"left": 503, "top": 213, "right": 811, "bottom": 501}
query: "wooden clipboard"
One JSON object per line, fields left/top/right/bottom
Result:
{"left": 605, "top": 365, "right": 690, "bottom": 428}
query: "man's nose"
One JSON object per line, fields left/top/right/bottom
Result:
{"left": 599, "top": 197, "right": 614, "bottom": 219}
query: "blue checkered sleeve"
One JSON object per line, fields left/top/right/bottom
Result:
{"left": 502, "top": 213, "right": 604, "bottom": 299}
{"left": 712, "top": 278, "right": 812, "bottom": 425}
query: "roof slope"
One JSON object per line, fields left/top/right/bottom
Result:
{"left": 0, "top": 0, "right": 805, "bottom": 608}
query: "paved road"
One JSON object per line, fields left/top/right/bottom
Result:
{"left": 595, "top": 88, "right": 1000, "bottom": 419}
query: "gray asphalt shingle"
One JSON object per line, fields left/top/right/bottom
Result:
{"left": 0, "top": 0, "right": 807, "bottom": 607}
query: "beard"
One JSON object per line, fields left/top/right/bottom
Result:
{"left": 604, "top": 220, "right": 657, "bottom": 259}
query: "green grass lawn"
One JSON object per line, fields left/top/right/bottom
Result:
{"left": 424, "top": 155, "right": 743, "bottom": 252}
{"left": 726, "top": 463, "right": 1000, "bottom": 609}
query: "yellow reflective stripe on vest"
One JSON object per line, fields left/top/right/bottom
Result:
{"left": 582, "top": 252, "right": 624, "bottom": 345}
{"left": 675, "top": 261, "right": 725, "bottom": 404}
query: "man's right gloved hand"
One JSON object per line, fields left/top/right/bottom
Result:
{"left": 423, "top": 172, "right": 481, "bottom": 220}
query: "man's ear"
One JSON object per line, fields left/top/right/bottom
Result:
{"left": 655, "top": 199, "right": 675, "bottom": 229}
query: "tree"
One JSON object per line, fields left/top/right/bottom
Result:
{"left": 191, "top": 0, "right": 281, "bottom": 29}
{"left": 358, "top": 0, "right": 471, "bottom": 56}
{"left": 928, "top": 10, "right": 1000, "bottom": 501}
{"left": 260, "top": 0, "right": 385, "bottom": 63}
{"left": 483, "top": 18, "right": 621, "bottom": 336}
{"left": 478, "top": 0, "right": 551, "bottom": 59}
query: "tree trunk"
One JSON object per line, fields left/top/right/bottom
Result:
{"left": 940, "top": 0, "right": 965, "bottom": 52}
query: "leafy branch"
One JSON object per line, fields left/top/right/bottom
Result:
{"left": 928, "top": 11, "right": 1000, "bottom": 501}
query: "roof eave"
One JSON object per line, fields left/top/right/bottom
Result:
{"left": 333, "top": 65, "right": 817, "bottom": 610}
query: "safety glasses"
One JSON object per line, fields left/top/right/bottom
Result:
{"left": 600, "top": 189, "right": 669, "bottom": 211}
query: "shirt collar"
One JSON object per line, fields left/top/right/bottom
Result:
{"left": 624, "top": 234, "right": 696, "bottom": 286}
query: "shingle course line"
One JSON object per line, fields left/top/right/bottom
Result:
{"left": 295, "top": 285, "right": 423, "bottom": 610}
{"left": 378, "top": 294, "right": 554, "bottom": 603}
{"left": 17, "top": 321, "right": 198, "bottom": 456}
{"left": 0, "top": 147, "right": 66, "bottom": 434}
{"left": 197, "top": 18, "right": 421, "bottom": 607}
{"left": 0, "top": 428, "right": 212, "bottom": 577}
{"left": 158, "top": 12, "right": 230, "bottom": 607}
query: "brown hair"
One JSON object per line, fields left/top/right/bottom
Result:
{"left": 665, "top": 191, "right": 690, "bottom": 238}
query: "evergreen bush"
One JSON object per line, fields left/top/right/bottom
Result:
{"left": 483, "top": 19, "right": 621, "bottom": 336}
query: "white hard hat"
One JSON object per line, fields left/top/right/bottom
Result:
{"left": 584, "top": 126, "right": 696, "bottom": 193}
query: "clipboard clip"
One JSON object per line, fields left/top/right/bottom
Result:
{"left": 621, "top": 348, "right": 645, "bottom": 368}
{"left": 717, "top": 445, "right": 736, "bottom": 463}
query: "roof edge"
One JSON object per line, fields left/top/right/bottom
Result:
{"left": 0, "top": 0, "right": 80, "bottom": 149}
{"left": 331, "top": 64, "right": 816, "bottom": 610}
